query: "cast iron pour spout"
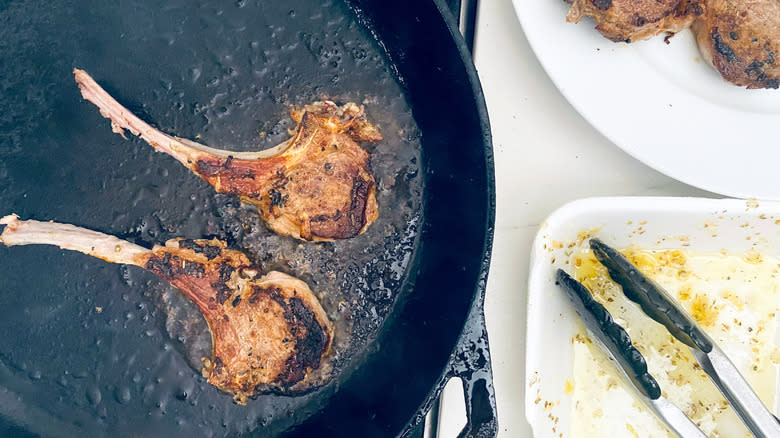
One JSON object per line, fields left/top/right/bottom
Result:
{"left": 0, "top": 214, "right": 334, "bottom": 405}
{"left": 73, "top": 68, "right": 382, "bottom": 242}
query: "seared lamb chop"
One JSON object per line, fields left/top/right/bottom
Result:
{"left": 691, "top": 0, "right": 780, "bottom": 89}
{"left": 0, "top": 214, "right": 334, "bottom": 404}
{"left": 73, "top": 69, "right": 381, "bottom": 241}
{"left": 565, "top": 0, "right": 704, "bottom": 42}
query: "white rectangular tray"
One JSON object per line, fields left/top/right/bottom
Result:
{"left": 524, "top": 197, "right": 780, "bottom": 437}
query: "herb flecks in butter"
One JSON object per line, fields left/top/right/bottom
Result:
{"left": 690, "top": 294, "right": 720, "bottom": 327}
{"left": 569, "top": 246, "right": 779, "bottom": 438}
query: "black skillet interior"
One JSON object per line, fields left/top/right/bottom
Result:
{"left": 0, "top": 0, "right": 495, "bottom": 436}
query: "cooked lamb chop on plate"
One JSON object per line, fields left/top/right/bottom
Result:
{"left": 691, "top": 0, "right": 780, "bottom": 89}
{"left": 565, "top": 0, "right": 704, "bottom": 42}
{"left": 74, "top": 69, "right": 381, "bottom": 241}
{"left": 562, "top": 0, "right": 780, "bottom": 89}
{"left": 0, "top": 214, "right": 334, "bottom": 404}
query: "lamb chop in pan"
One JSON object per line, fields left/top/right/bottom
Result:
{"left": 0, "top": 214, "right": 334, "bottom": 404}
{"left": 74, "top": 69, "right": 382, "bottom": 241}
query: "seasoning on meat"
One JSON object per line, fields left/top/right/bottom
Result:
{"left": 564, "top": 0, "right": 703, "bottom": 43}
{"left": 691, "top": 0, "right": 780, "bottom": 89}
{"left": 73, "top": 69, "right": 382, "bottom": 241}
{"left": 563, "top": 0, "right": 780, "bottom": 89}
{"left": 0, "top": 214, "right": 334, "bottom": 404}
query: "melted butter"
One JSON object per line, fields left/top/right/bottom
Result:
{"left": 570, "top": 248, "right": 780, "bottom": 438}
{"left": 565, "top": 379, "right": 574, "bottom": 394}
{"left": 690, "top": 293, "right": 720, "bottom": 327}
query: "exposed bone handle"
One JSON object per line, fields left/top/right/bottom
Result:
{"left": 73, "top": 68, "right": 286, "bottom": 161}
{"left": 0, "top": 214, "right": 149, "bottom": 266}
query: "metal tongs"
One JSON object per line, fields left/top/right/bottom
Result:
{"left": 555, "top": 238, "right": 780, "bottom": 438}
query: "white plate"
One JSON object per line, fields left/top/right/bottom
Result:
{"left": 511, "top": 1, "right": 780, "bottom": 200}
{"left": 525, "top": 196, "right": 780, "bottom": 437}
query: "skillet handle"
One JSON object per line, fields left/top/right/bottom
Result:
{"left": 448, "top": 300, "right": 498, "bottom": 438}
{"left": 441, "top": 0, "right": 478, "bottom": 53}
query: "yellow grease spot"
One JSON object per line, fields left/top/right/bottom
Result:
{"left": 572, "top": 251, "right": 607, "bottom": 291}
{"left": 626, "top": 423, "right": 639, "bottom": 438}
{"left": 564, "top": 379, "right": 574, "bottom": 394}
{"left": 657, "top": 249, "right": 687, "bottom": 268}
{"left": 721, "top": 289, "right": 744, "bottom": 311}
{"left": 690, "top": 294, "right": 720, "bottom": 326}
{"left": 771, "top": 349, "right": 780, "bottom": 365}
{"left": 622, "top": 246, "right": 658, "bottom": 273}
{"left": 745, "top": 249, "right": 763, "bottom": 264}
{"left": 575, "top": 228, "right": 602, "bottom": 247}
{"left": 677, "top": 285, "right": 692, "bottom": 301}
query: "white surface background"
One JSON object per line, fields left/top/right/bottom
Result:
{"left": 436, "top": 0, "right": 719, "bottom": 436}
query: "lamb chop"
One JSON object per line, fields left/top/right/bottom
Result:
{"left": 0, "top": 214, "right": 334, "bottom": 404}
{"left": 691, "top": 0, "right": 780, "bottom": 89}
{"left": 73, "top": 69, "right": 381, "bottom": 241}
{"left": 565, "top": 0, "right": 704, "bottom": 43}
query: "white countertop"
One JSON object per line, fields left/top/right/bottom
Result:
{"left": 437, "top": 0, "right": 717, "bottom": 436}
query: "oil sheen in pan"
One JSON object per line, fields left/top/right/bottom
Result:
{"left": 0, "top": 0, "right": 422, "bottom": 436}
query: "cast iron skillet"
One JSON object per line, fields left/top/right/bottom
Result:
{"left": 0, "top": 0, "right": 496, "bottom": 436}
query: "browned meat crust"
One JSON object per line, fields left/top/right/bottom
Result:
{"left": 566, "top": 0, "right": 704, "bottom": 42}
{"left": 73, "top": 69, "right": 381, "bottom": 241}
{"left": 564, "top": 0, "right": 780, "bottom": 90}
{"left": 143, "top": 238, "right": 334, "bottom": 403}
{"left": 691, "top": 0, "right": 780, "bottom": 89}
{"left": 0, "top": 216, "right": 334, "bottom": 404}
{"left": 193, "top": 102, "right": 380, "bottom": 241}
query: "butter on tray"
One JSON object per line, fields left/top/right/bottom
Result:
{"left": 570, "top": 246, "right": 780, "bottom": 438}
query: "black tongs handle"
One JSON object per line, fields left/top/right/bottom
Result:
{"left": 589, "top": 238, "right": 713, "bottom": 353}
{"left": 555, "top": 269, "right": 661, "bottom": 399}
{"left": 556, "top": 269, "right": 711, "bottom": 438}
